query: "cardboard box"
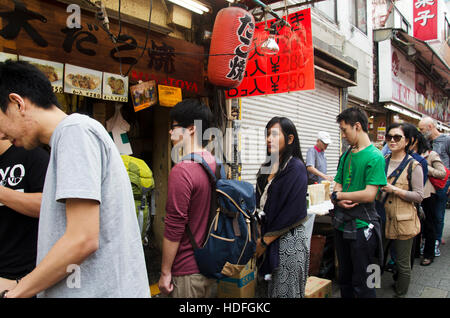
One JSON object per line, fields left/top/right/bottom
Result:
{"left": 305, "top": 276, "right": 332, "bottom": 298}
{"left": 217, "top": 259, "right": 257, "bottom": 298}
{"left": 321, "top": 181, "right": 331, "bottom": 200}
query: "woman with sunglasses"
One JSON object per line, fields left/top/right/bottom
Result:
{"left": 380, "top": 123, "right": 424, "bottom": 297}
{"left": 255, "top": 117, "right": 309, "bottom": 298}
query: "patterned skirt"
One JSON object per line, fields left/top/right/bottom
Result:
{"left": 267, "top": 224, "right": 310, "bottom": 298}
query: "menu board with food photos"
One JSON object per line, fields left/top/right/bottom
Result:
{"left": 19, "top": 56, "right": 64, "bottom": 94}
{"left": 64, "top": 64, "right": 102, "bottom": 99}
{"left": 102, "top": 72, "right": 128, "bottom": 102}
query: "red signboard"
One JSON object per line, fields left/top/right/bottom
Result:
{"left": 225, "top": 8, "right": 314, "bottom": 99}
{"left": 413, "top": 0, "right": 438, "bottom": 41}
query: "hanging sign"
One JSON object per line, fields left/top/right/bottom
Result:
{"left": 413, "top": 0, "right": 438, "bottom": 41}
{"left": 19, "top": 55, "right": 64, "bottom": 94}
{"left": 377, "top": 122, "right": 386, "bottom": 141}
{"left": 0, "top": 0, "right": 205, "bottom": 94}
{"left": 158, "top": 85, "right": 182, "bottom": 107}
{"left": 225, "top": 8, "right": 314, "bottom": 99}
{"left": 130, "top": 80, "right": 157, "bottom": 112}
{"left": 64, "top": 64, "right": 102, "bottom": 99}
{"left": 102, "top": 72, "right": 129, "bottom": 102}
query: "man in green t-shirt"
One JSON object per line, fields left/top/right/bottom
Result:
{"left": 331, "top": 107, "right": 387, "bottom": 298}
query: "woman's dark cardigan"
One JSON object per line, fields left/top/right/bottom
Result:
{"left": 256, "top": 157, "right": 308, "bottom": 276}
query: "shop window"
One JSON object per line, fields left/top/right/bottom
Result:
{"left": 313, "top": 0, "right": 337, "bottom": 23}
{"left": 350, "top": 0, "right": 367, "bottom": 34}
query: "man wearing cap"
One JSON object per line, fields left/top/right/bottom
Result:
{"left": 306, "top": 131, "right": 334, "bottom": 184}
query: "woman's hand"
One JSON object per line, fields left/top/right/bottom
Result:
{"left": 381, "top": 184, "right": 396, "bottom": 194}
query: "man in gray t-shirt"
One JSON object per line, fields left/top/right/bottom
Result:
{"left": 0, "top": 61, "right": 149, "bottom": 298}
{"left": 306, "top": 131, "right": 334, "bottom": 184}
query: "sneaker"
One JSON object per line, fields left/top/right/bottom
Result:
{"left": 435, "top": 240, "right": 441, "bottom": 257}
{"left": 420, "top": 239, "right": 425, "bottom": 255}
{"left": 384, "top": 259, "right": 396, "bottom": 273}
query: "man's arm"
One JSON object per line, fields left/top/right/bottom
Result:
{"left": 4, "top": 198, "right": 99, "bottom": 298}
{"left": 337, "top": 185, "right": 380, "bottom": 204}
{"left": 158, "top": 238, "right": 181, "bottom": 295}
{"left": 306, "top": 166, "right": 334, "bottom": 181}
{"left": 0, "top": 186, "right": 42, "bottom": 218}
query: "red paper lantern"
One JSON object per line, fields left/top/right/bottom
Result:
{"left": 208, "top": 6, "right": 255, "bottom": 88}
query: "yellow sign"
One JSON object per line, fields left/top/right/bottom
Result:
{"left": 158, "top": 85, "right": 182, "bottom": 107}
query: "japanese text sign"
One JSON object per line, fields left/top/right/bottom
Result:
{"left": 158, "top": 85, "right": 182, "bottom": 107}
{"left": 226, "top": 8, "right": 314, "bottom": 99}
{"left": 413, "top": 0, "right": 438, "bottom": 41}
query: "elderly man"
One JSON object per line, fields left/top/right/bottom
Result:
{"left": 306, "top": 131, "right": 334, "bottom": 184}
{"left": 418, "top": 116, "right": 450, "bottom": 257}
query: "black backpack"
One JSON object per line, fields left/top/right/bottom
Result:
{"left": 184, "top": 154, "right": 258, "bottom": 279}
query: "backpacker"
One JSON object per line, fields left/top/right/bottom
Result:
{"left": 121, "top": 155, "right": 155, "bottom": 243}
{"left": 184, "top": 154, "right": 258, "bottom": 280}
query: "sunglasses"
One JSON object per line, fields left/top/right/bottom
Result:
{"left": 385, "top": 134, "right": 404, "bottom": 142}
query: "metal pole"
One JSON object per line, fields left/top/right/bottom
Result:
{"left": 251, "top": 0, "right": 291, "bottom": 28}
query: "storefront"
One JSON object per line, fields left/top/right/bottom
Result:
{"left": 0, "top": 0, "right": 207, "bottom": 249}
{"left": 376, "top": 29, "right": 450, "bottom": 133}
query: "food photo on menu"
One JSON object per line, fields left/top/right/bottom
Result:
{"left": 103, "top": 72, "right": 129, "bottom": 102}
{"left": 64, "top": 63, "right": 103, "bottom": 98}
{"left": 19, "top": 55, "right": 64, "bottom": 93}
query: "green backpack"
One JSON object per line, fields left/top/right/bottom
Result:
{"left": 121, "top": 155, "right": 155, "bottom": 243}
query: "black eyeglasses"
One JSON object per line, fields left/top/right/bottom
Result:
{"left": 385, "top": 134, "right": 404, "bottom": 142}
{"left": 170, "top": 124, "right": 183, "bottom": 130}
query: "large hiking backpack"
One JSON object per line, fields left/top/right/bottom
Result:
{"left": 184, "top": 154, "right": 258, "bottom": 279}
{"left": 121, "top": 155, "right": 155, "bottom": 242}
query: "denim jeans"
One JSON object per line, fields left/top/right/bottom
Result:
{"left": 435, "top": 179, "right": 450, "bottom": 243}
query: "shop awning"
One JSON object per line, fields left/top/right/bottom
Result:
{"left": 391, "top": 30, "right": 450, "bottom": 96}
{"left": 384, "top": 103, "right": 450, "bottom": 132}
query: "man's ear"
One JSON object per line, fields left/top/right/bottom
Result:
{"left": 8, "top": 93, "right": 26, "bottom": 113}
{"left": 188, "top": 124, "right": 196, "bottom": 136}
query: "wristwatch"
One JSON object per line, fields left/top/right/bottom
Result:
{"left": 331, "top": 191, "right": 339, "bottom": 203}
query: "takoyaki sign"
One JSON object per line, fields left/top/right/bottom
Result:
{"left": 225, "top": 8, "right": 315, "bottom": 98}
{"left": 0, "top": 0, "right": 205, "bottom": 95}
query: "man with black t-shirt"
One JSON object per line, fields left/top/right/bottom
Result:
{"left": 0, "top": 139, "right": 49, "bottom": 291}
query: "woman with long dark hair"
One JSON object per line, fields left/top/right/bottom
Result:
{"left": 255, "top": 117, "right": 309, "bottom": 298}
{"left": 411, "top": 130, "right": 447, "bottom": 266}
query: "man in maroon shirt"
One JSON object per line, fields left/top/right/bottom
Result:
{"left": 158, "top": 99, "right": 217, "bottom": 298}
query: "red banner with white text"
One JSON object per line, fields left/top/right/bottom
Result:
{"left": 225, "top": 8, "right": 314, "bottom": 99}
{"left": 413, "top": 0, "right": 438, "bottom": 41}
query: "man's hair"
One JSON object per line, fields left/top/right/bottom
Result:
{"left": 420, "top": 116, "right": 436, "bottom": 128}
{"left": 336, "top": 107, "right": 369, "bottom": 133}
{"left": 0, "top": 60, "right": 60, "bottom": 113}
{"left": 170, "top": 98, "right": 213, "bottom": 147}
